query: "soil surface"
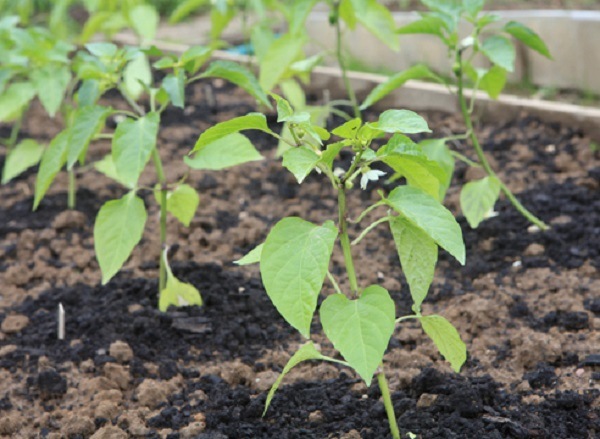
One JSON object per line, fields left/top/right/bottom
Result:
{"left": 0, "top": 80, "right": 599, "bottom": 439}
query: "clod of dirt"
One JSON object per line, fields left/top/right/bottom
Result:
{"left": 0, "top": 412, "right": 22, "bottom": 435}
{"left": 108, "top": 340, "right": 134, "bottom": 363}
{"left": 90, "top": 425, "right": 128, "bottom": 439}
{"left": 62, "top": 414, "right": 95, "bottom": 436}
{"left": 51, "top": 210, "right": 87, "bottom": 230}
{"left": 523, "top": 363, "right": 558, "bottom": 388}
{"left": 103, "top": 363, "right": 130, "bottom": 390}
{"left": 37, "top": 369, "right": 67, "bottom": 398}
{"left": 136, "top": 378, "right": 176, "bottom": 409}
{"left": 1, "top": 314, "right": 29, "bottom": 333}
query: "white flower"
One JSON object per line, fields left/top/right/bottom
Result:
{"left": 360, "top": 170, "right": 386, "bottom": 190}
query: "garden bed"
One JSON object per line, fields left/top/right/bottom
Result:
{"left": 0, "top": 80, "right": 599, "bottom": 438}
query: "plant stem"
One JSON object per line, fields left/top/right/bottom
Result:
{"left": 377, "top": 366, "right": 401, "bottom": 439}
{"left": 455, "top": 54, "right": 549, "bottom": 231}
{"left": 152, "top": 148, "right": 168, "bottom": 293}
{"left": 333, "top": 2, "right": 360, "bottom": 119}
{"left": 68, "top": 168, "right": 76, "bottom": 209}
{"left": 337, "top": 187, "right": 359, "bottom": 296}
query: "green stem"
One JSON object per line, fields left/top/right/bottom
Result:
{"left": 333, "top": 2, "right": 360, "bottom": 119}
{"left": 152, "top": 149, "right": 168, "bottom": 293}
{"left": 377, "top": 366, "right": 401, "bottom": 439}
{"left": 351, "top": 216, "right": 389, "bottom": 246}
{"left": 68, "top": 168, "right": 76, "bottom": 209}
{"left": 337, "top": 187, "right": 359, "bottom": 296}
{"left": 455, "top": 53, "right": 549, "bottom": 231}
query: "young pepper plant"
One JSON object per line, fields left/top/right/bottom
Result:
{"left": 33, "top": 41, "right": 271, "bottom": 310}
{"left": 190, "top": 95, "right": 467, "bottom": 439}
{"left": 0, "top": 16, "right": 75, "bottom": 189}
{"left": 360, "top": 0, "right": 552, "bottom": 230}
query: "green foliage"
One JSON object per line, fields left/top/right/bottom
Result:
{"left": 1, "top": 139, "right": 44, "bottom": 184}
{"left": 94, "top": 192, "right": 147, "bottom": 285}
{"left": 186, "top": 133, "right": 263, "bottom": 170}
{"left": 369, "top": 0, "right": 551, "bottom": 230}
{"left": 260, "top": 217, "right": 338, "bottom": 338}
{"left": 112, "top": 112, "right": 160, "bottom": 188}
{"left": 460, "top": 176, "right": 501, "bottom": 229}
{"left": 419, "top": 315, "right": 467, "bottom": 373}
{"left": 195, "top": 95, "right": 468, "bottom": 439}
{"left": 159, "top": 251, "right": 202, "bottom": 312}
{"left": 320, "top": 285, "right": 396, "bottom": 385}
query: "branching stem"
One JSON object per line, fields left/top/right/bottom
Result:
{"left": 455, "top": 52, "right": 548, "bottom": 230}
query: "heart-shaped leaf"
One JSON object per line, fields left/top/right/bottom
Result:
{"left": 261, "top": 218, "right": 337, "bottom": 337}
{"left": 320, "top": 285, "right": 396, "bottom": 385}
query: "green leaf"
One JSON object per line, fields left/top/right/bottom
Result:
{"left": 420, "top": 139, "right": 454, "bottom": 196}
{"left": 264, "top": 342, "right": 327, "bottom": 415}
{"left": 397, "top": 16, "right": 447, "bottom": 38}
{"left": 481, "top": 35, "right": 515, "bottom": 72}
{"left": 319, "top": 141, "right": 347, "bottom": 169}
{"left": 272, "top": 93, "right": 295, "bottom": 122}
{"left": 186, "top": 133, "right": 262, "bottom": 170}
{"left": 370, "top": 109, "right": 431, "bottom": 134}
{"left": 382, "top": 154, "right": 447, "bottom": 200}
{"left": 181, "top": 45, "right": 212, "bottom": 73}
{"left": 33, "top": 131, "right": 69, "bottom": 210}
{"left": 460, "top": 176, "right": 501, "bottom": 229}
{"left": 504, "top": 21, "right": 551, "bottom": 59}
{"left": 259, "top": 33, "right": 305, "bottom": 91}
{"left": 93, "top": 154, "right": 130, "bottom": 186}
{"left": 479, "top": 65, "right": 507, "bottom": 99}
{"left": 123, "top": 52, "right": 152, "bottom": 100}
{"left": 261, "top": 218, "right": 338, "bottom": 337}
{"left": 202, "top": 60, "right": 271, "bottom": 108}
{"left": 280, "top": 79, "right": 306, "bottom": 110}
{"left": 67, "top": 105, "right": 110, "bottom": 169}
{"left": 192, "top": 113, "right": 273, "bottom": 153}
{"left": 385, "top": 186, "right": 465, "bottom": 264}
{"left": 288, "top": 0, "right": 318, "bottom": 35}
{"left": 129, "top": 4, "right": 159, "bottom": 42}
{"left": 210, "top": 6, "right": 235, "bottom": 40}
{"left": 159, "top": 254, "right": 202, "bottom": 311}
{"left": 390, "top": 217, "right": 437, "bottom": 313}
{"left": 94, "top": 192, "right": 147, "bottom": 284}
{"left": 419, "top": 315, "right": 467, "bottom": 373}
{"left": 162, "top": 70, "right": 185, "bottom": 108}
{"left": 30, "top": 65, "right": 71, "bottom": 117}
{"left": 77, "top": 79, "right": 101, "bottom": 107}
{"left": 0, "top": 82, "right": 36, "bottom": 122}
{"left": 112, "top": 112, "right": 160, "bottom": 188}
{"left": 350, "top": 0, "right": 399, "bottom": 51}
{"left": 2, "top": 139, "right": 44, "bottom": 184}
{"left": 85, "top": 42, "right": 118, "bottom": 58}
{"left": 320, "top": 285, "right": 396, "bottom": 385}
{"left": 361, "top": 64, "right": 440, "bottom": 110}
{"left": 169, "top": 0, "right": 210, "bottom": 23}
{"left": 155, "top": 183, "right": 200, "bottom": 227}
{"left": 464, "top": 0, "right": 485, "bottom": 17}
{"left": 282, "top": 146, "right": 320, "bottom": 183}
{"left": 234, "top": 243, "right": 263, "bottom": 265}
{"left": 332, "top": 118, "right": 361, "bottom": 139}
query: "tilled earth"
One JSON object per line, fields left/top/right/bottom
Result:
{"left": 0, "top": 81, "right": 599, "bottom": 438}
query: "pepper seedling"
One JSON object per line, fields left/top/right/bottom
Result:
{"left": 32, "top": 40, "right": 271, "bottom": 310}
{"left": 190, "top": 94, "right": 467, "bottom": 439}
{"left": 360, "top": 0, "right": 553, "bottom": 230}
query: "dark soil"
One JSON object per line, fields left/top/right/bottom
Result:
{"left": 0, "top": 80, "right": 598, "bottom": 438}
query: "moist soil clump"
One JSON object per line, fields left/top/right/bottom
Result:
{"left": 0, "top": 81, "right": 598, "bottom": 438}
